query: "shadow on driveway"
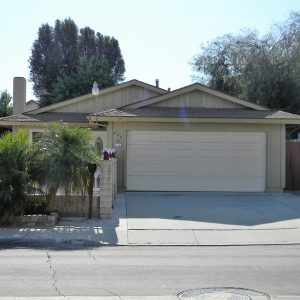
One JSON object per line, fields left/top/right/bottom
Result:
{"left": 126, "top": 192, "right": 300, "bottom": 229}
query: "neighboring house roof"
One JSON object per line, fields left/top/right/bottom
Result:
{"left": 122, "top": 83, "right": 268, "bottom": 111}
{"left": 89, "top": 107, "right": 300, "bottom": 124}
{"left": 26, "top": 100, "right": 39, "bottom": 105}
{"left": 27, "top": 79, "right": 167, "bottom": 114}
{"left": 25, "top": 99, "right": 40, "bottom": 112}
{"left": 0, "top": 113, "right": 91, "bottom": 125}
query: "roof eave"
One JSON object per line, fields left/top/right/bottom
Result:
{"left": 88, "top": 115, "right": 300, "bottom": 124}
{"left": 0, "top": 121, "right": 97, "bottom": 127}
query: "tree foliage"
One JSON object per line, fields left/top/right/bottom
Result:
{"left": 50, "top": 56, "right": 115, "bottom": 103}
{"left": 38, "top": 123, "right": 98, "bottom": 198}
{"left": 0, "top": 90, "right": 12, "bottom": 117}
{"left": 29, "top": 18, "right": 125, "bottom": 107}
{"left": 192, "top": 11, "right": 300, "bottom": 113}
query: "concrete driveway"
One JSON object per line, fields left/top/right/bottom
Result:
{"left": 126, "top": 192, "right": 300, "bottom": 245}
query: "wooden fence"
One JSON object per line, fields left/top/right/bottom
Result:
{"left": 286, "top": 140, "right": 300, "bottom": 191}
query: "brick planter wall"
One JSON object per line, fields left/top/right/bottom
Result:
{"left": 45, "top": 195, "right": 100, "bottom": 218}
{"left": 13, "top": 212, "right": 59, "bottom": 226}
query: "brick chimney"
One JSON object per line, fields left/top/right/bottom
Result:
{"left": 13, "top": 77, "right": 26, "bottom": 114}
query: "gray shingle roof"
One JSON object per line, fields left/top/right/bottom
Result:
{"left": 2, "top": 108, "right": 300, "bottom": 125}
{"left": 90, "top": 107, "right": 300, "bottom": 119}
{"left": 0, "top": 113, "right": 90, "bottom": 123}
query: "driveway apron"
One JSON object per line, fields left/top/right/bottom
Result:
{"left": 126, "top": 192, "right": 300, "bottom": 245}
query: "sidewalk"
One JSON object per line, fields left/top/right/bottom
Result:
{"left": 0, "top": 194, "right": 128, "bottom": 247}
{"left": 1, "top": 193, "right": 300, "bottom": 247}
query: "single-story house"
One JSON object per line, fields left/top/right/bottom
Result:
{"left": 1, "top": 76, "right": 300, "bottom": 193}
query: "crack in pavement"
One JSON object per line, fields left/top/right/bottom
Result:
{"left": 87, "top": 250, "right": 96, "bottom": 261}
{"left": 102, "top": 288, "right": 125, "bottom": 300}
{"left": 22, "top": 230, "right": 32, "bottom": 239}
{"left": 46, "top": 252, "right": 65, "bottom": 297}
{"left": 192, "top": 230, "right": 199, "bottom": 245}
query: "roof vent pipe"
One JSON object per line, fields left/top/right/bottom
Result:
{"left": 13, "top": 77, "right": 26, "bottom": 115}
{"left": 155, "top": 79, "right": 159, "bottom": 88}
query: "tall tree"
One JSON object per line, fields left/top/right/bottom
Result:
{"left": 50, "top": 56, "right": 115, "bottom": 103}
{"left": 53, "top": 19, "right": 79, "bottom": 77}
{"left": 192, "top": 12, "right": 300, "bottom": 113}
{"left": 96, "top": 33, "right": 125, "bottom": 82}
{"left": 29, "top": 23, "right": 58, "bottom": 106}
{"left": 29, "top": 18, "right": 125, "bottom": 107}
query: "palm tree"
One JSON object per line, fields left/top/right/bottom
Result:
{"left": 38, "top": 123, "right": 98, "bottom": 200}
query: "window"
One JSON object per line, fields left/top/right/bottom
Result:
{"left": 32, "top": 132, "right": 43, "bottom": 143}
{"left": 29, "top": 129, "right": 45, "bottom": 144}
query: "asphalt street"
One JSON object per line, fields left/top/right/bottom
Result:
{"left": 0, "top": 245, "right": 299, "bottom": 299}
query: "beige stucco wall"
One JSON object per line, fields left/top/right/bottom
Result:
{"left": 51, "top": 86, "right": 160, "bottom": 113}
{"left": 150, "top": 90, "right": 244, "bottom": 109}
{"left": 108, "top": 121, "right": 286, "bottom": 193}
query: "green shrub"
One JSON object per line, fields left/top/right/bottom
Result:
{"left": 0, "top": 131, "right": 32, "bottom": 222}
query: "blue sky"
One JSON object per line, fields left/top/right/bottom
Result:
{"left": 1, "top": 0, "right": 300, "bottom": 101}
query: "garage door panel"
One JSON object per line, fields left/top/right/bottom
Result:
{"left": 229, "top": 132, "right": 264, "bottom": 141}
{"left": 127, "top": 132, "right": 164, "bottom": 144}
{"left": 230, "top": 151, "right": 264, "bottom": 159}
{"left": 127, "top": 175, "right": 265, "bottom": 192}
{"left": 127, "top": 144, "right": 163, "bottom": 159}
{"left": 195, "top": 149, "right": 228, "bottom": 159}
{"left": 197, "top": 133, "right": 228, "bottom": 143}
{"left": 228, "top": 166, "right": 265, "bottom": 177}
{"left": 127, "top": 161, "right": 163, "bottom": 175}
{"left": 165, "top": 132, "right": 196, "bottom": 143}
{"left": 194, "top": 164, "right": 228, "bottom": 177}
{"left": 164, "top": 147, "right": 194, "bottom": 158}
{"left": 127, "top": 160, "right": 197, "bottom": 175}
{"left": 163, "top": 161, "right": 200, "bottom": 174}
{"left": 126, "top": 131, "right": 266, "bottom": 192}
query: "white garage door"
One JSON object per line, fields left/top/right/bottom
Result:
{"left": 126, "top": 131, "right": 266, "bottom": 192}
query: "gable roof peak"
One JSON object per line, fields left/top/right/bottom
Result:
{"left": 27, "top": 79, "right": 167, "bottom": 114}
{"left": 122, "top": 82, "right": 268, "bottom": 111}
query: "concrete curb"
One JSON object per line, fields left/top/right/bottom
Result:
{"left": 0, "top": 238, "right": 103, "bottom": 248}
{"left": 0, "top": 295, "right": 293, "bottom": 300}
{"left": 0, "top": 238, "right": 56, "bottom": 248}
{"left": 1, "top": 237, "right": 300, "bottom": 248}
{"left": 0, "top": 296, "right": 292, "bottom": 300}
